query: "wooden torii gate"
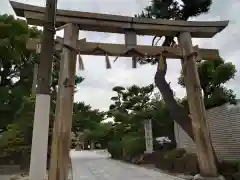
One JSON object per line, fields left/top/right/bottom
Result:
{"left": 10, "top": 1, "right": 228, "bottom": 180}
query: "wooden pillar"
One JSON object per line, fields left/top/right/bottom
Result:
{"left": 31, "top": 43, "right": 41, "bottom": 96}
{"left": 48, "top": 51, "right": 64, "bottom": 180}
{"left": 177, "top": 32, "right": 218, "bottom": 178}
{"left": 125, "top": 31, "right": 137, "bottom": 68}
{"left": 144, "top": 119, "right": 153, "bottom": 154}
{"left": 49, "top": 23, "right": 79, "bottom": 180}
{"left": 29, "top": 0, "right": 56, "bottom": 179}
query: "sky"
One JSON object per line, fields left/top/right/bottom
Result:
{"left": 1, "top": 0, "right": 240, "bottom": 111}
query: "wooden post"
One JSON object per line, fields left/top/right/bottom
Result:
{"left": 48, "top": 51, "right": 64, "bottom": 180}
{"left": 29, "top": 0, "right": 56, "bottom": 179}
{"left": 177, "top": 32, "right": 220, "bottom": 179}
{"left": 31, "top": 43, "right": 41, "bottom": 96}
{"left": 49, "top": 23, "right": 79, "bottom": 180}
{"left": 125, "top": 31, "right": 137, "bottom": 68}
{"left": 144, "top": 119, "right": 153, "bottom": 154}
{"left": 31, "top": 64, "right": 38, "bottom": 96}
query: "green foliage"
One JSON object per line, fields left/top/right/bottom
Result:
{"left": 149, "top": 93, "right": 174, "bottom": 139}
{"left": 0, "top": 97, "right": 34, "bottom": 160}
{"left": 178, "top": 59, "right": 237, "bottom": 109}
{"left": 108, "top": 84, "right": 154, "bottom": 125}
{"left": 0, "top": 15, "right": 41, "bottom": 130}
{"left": 135, "top": 3, "right": 237, "bottom": 164}
{"left": 108, "top": 85, "right": 174, "bottom": 140}
{"left": 180, "top": 0, "right": 212, "bottom": 19}
{"left": 136, "top": 0, "right": 213, "bottom": 65}
{"left": 219, "top": 160, "right": 240, "bottom": 172}
{"left": 106, "top": 84, "right": 176, "bottom": 159}
{"left": 0, "top": 14, "right": 84, "bottom": 131}
{"left": 0, "top": 15, "right": 45, "bottom": 161}
{"left": 164, "top": 148, "right": 186, "bottom": 160}
{"left": 107, "top": 134, "right": 145, "bottom": 159}
{"left": 137, "top": 1, "right": 236, "bottom": 110}
{"left": 72, "top": 101, "right": 105, "bottom": 134}
{"left": 138, "top": 0, "right": 212, "bottom": 20}
{"left": 121, "top": 135, "right": 145, "bottom": 158}
{"left": 107, "top": 139, "right": 122, "bottom": 159}
{"left": 83, "top": 122, "right": 113, "bottom": 148}
{"left": 71, "top": 101, "right": 112, "bottom": 149}
{"left": 0, "top": 14, "right": 86, "bottom": 164}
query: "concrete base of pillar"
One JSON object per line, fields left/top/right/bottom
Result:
{"left": 193, "top": 174, "right": 225, "bottom": 180}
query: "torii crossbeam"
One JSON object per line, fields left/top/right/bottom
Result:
{"left": 27, "top": 37, "right": 221, "bottom": 61}
{"left": 10, "top": 1, "right": 228, "bottom": 38}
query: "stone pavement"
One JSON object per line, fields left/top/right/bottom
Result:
{"left": 70, "top": 150, "right": 184, "bottom": 180}
{"left": 0, "top": 174, "right": 13, "bottom": 180}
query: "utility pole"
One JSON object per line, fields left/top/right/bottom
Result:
{"left": 29, "top": 0, "right": 57, "bottom": 179}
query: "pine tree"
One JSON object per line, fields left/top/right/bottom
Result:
{"left": 136, "top": 0, "right": 236, "bottom": 142}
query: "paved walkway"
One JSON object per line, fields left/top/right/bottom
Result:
{"left": 70, "top": 150, "right": 184, "bottom": 180}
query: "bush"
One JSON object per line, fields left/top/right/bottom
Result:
{"left": 232, "top": 172, "right": 240, "bottom": 180}
{"left": 219, "top": 160, "right": 240, "bottom": 174}
{"left": 121, "top": 135, "right": 145, "bottom": 159}
{"left": 0, "top": 124, "right": 31, "bottom": 164}
{"left": 164, "top": 148, "right": 186, "bottom": 160}
{"left": 0, "top": 97, "right": 34, "bottom": 164}
{"left": 107, "top": 139, "right": 122, "bottom": 159}
{"left": 219, "top": 160, "right": 240, "bottom": 180}
{"left": 107, "top": 135, "right": 145, "bottom": 161}
{"left": 181, "top": 153, "right": 199, "bottom": 175}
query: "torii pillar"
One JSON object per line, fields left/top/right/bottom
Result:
{"left": 49, "top": 23, "right": 79, "bottom": 180}
{"left": 178, "top": 32, "right": 224, "bottom": 180}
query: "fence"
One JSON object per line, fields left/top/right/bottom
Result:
{"left": 174, "top": 101, "right": 240, "bottom": 161}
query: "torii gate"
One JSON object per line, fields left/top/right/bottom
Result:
{"left": 10, "top": 1, "right": 228, "bottom": 180}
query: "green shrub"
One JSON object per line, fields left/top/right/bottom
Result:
{"left": 219, "top": 160, "right": 240, "bottom": 174}
{"left": 164, "top": 148, "right": 186, "bottom": 160}
{"left": 233, "top": 172, "right": 240, "bottom": 180}
{"left": 121, "top": 135, "right": 145, "bottom": 159}
{"left": 181, "top": 153, "right": 199, "bottom": 175}
{"left": 107, "top": 139, "right": 122, "bottom": 159}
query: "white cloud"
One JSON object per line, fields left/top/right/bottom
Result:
{"left": 1, "top": 0, "right": 240, "bottom": 111}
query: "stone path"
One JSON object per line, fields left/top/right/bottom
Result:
{"left": 0, "top": 174, "right": 13, "bottom": 180}
{"left": 70, "top": 150, "right": 184, "bottom": 180}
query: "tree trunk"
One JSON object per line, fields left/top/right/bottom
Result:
{"left": 153, "top": 37, "right": 219, "bottom": 166}
{"left": 154, "top": 36, "right": 194, "bottom": 140}
{"left": 154, "top": 69, "right": 194, "bottom": 140}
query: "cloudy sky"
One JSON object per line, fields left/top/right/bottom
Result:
{"left": 1, "top": 0, "right": 240, "bottom": 111}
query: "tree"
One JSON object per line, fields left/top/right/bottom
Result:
{"left": 107, "top": 84, "right": 175, "bottom": 143}
{"left": 108, "top": 85, "right": 154, "bottom": 134}
{"left": 0, "top": 14, "right": 84, "bottom": 165}
{"left": 83, "top": 122, "right": 114, "bottom": 148}
{"left": 149, "top": 93, "right": 175, "bottom": 144}
{"left": 0, "top": 14, "right": 84, "bottom": 131}
{"left": 106, "top": 84, "right": 176, "bottom": 158}
{"left": 0, "top": 14, "right": 41, "bottom": 130}
{"left": 136, "top": 0, "right": 236, "bottom": 140}
{"left": 178, "top": 58, "right": 236, "bottom": 110}
{"left": 72, "top": 102, "right": 105, "bottom": 135}
{"left": 0, "top": 97, "right": 35, "bottom": 162}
